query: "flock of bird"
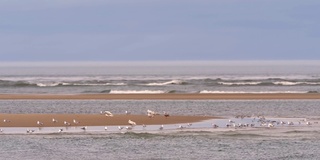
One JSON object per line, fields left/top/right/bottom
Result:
{"left": 1, "top": 112, "right": 318, "bottom": 134}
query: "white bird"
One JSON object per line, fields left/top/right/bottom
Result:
{"left": 125, "top": 111, "right": 131, "bottom": 115}
{"left": 159, "top": 125, "right": 164, "bottom": 130}
{"left": 52, "top": 118, "right": 58, "bottom": 123}
{"left": 178, "top": 125, "right": 185, "bottom": 129}
{"left": 228, "top": 119, "right": 235, "bottom": 123}
{"left": 118, "top": 126, "right": 124, "bottom": 130}
{"left": 73, "top": 119, "right": 79, "bottom": 124}
{"left": 147, "top": 110, "right": 156, "bottom": 116}
{"left": 104, "top": 126, "right": 108, "bottom": 131}
{"left": 187, "top": 123, "right": 192, "bottom": 127}
{"left": 142, "top": 124, "right": 146, "bottom": 128}
{"left": 37, "top": 121, "right": 43, "bottom": 126}
{"left": 126, "top": 126, "right": 133, "bottom": 130}
{"left": 268, "top": 123, "right": 274, "bottom": 128}
{"left": 58, "top": 129, "right": 63, "bottom": 133}
{"left": 64, "top": 121, "right": 71, "bottom": 126}
{"left": 3, "top": 119, "right": 10, "bottom": 123}
{"left": 306, "top": 122, "right": 312, "bottom": 125}
{"left": 104, "top": 111, "right": 114, "bottom": 117}
{"left": 128, "top": 120, "right": 136, "bottom": 126}
{"left": 0, "top": 129, "right": 3, "bottom": 132}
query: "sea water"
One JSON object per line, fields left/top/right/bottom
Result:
{"left": 1, "top": 61, "right": 320, "bottom": 159}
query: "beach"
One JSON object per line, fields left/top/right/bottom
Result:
{"left": 1, "top": 93, "right": 320, "bottom": 100}
{"left": 0, "top": 113, "right": 214, "bottom": 127}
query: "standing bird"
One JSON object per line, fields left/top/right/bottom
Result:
{"left": 164, "top": 112, "right": 170, "bottom": 118}
{"left": 159, "top": 125, "right": 164, "bottom": 130}
{"left": 128, "top": 120, "right": 136, "bottom": 126}
{"left": 58, "top": 129, "right": 63, "bottom": 133}
{"left": 104, "top": 126, "right": 108, "bottom": 131}
{"left": 37, "top": 121, "right": 43, "bottom": 126}
{"left": 73, "top": 119, "right": 79, "bottom": 124}
{"left": 3, "top": 119, "right": 10, "bottom": 123}
{"left": 80, "top": 126, "right": 87, "bottom": 131}
{"left": 125, "top": 111, "right": 131, "bottom": 115}
{"left": 52, "top": 118, "right": 58, "bottom": 123}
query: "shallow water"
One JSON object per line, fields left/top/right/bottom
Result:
{"left": 1, "top": 100, "right": 320, "bottom": 160}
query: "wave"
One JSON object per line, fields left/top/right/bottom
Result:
{"left": 109, "top": 90, "right": 167, "bottom": 94}
{"left": 145, "top": 80, "right": 187, "bottom": 86}
{"left": 199, "top": 90, "right": 308, "bottom": 94}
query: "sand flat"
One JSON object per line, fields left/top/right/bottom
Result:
{"left": 0, "top": 114, "right": 215, "bottom": 127}
{"left": 0, "top": 93, "right": 320, "bottom": 100}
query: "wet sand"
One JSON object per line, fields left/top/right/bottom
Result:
{"left": 0, "top": 114, "right": 215, "bottom": 127}
{"left": 1, "top": 93, "right": 320, "bottom": 100}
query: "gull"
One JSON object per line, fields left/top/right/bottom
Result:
{"left": 64, "top": 121, "right": 71, "bottom": 126}
{"left": 142, "top": 124, "right": 146, "bottom": 128}
{"left": 37, "top": 121, "right": 43, "bottom": 126}
{"left": 159, "top": 125, "right": 164, "bottom": 130}
{"left": 26, "top": 129, "right": 35, "bottom": 133}
{"left": 118, "top": 126, "right": 124, "bottom": 130}
{"left": 0, "top": 129, "right": 3, "bottom": 132}
{"left": 147, "top": 110, "right": 156, "bottom": 116}
{"left": 228, "top": 120, "right": 235, "bottom": 123}
{"left": 128, "top": 120, "right": 136, "bottom": 126}
{"left": 212, "top": 124, "right": 219, "bottom": 128}
{"left": 126, "top": 126, "right": 133, "bottom": 130}
{"left": 73, "top": 119, "right": 79, "bottom": 124}
{"left": 187, "top": 123, "right": 192, "bottom": 127}
{"left": 80, "top": 126, "right": 87, "bottom": 131}
{"left": 288, "top": 121, "right": 294, "bottom": 125}
{"left": 147, "top": 112, "right": 154, "bottom": 118}
{"left": 178, "top": 125, "right": 185, "bottom": 129}
{"left": 3, "top": 119, "right": 10, "bottom": 123}
{"left": 58, "top": 129, "right": 63, "bottom": 133}
{"left": 268, "top": 123, "right": 274, "bottom": 128}
{"left": 164, "top": 112, "right": 170, "bottom": 118}
{"left": 306, "top": 122, "right": 312, "bottom": 125}
{"left": 52, "top": 118, "right": 58, "bottom": 123}
{"left": 104, "top": 126, "right": 108, "bottom": 131}
{"left": 104, "top": 111, "right": 114, "bottom": 117}
{"left": 125, "top": 111, "right": 131, "bottom": 115}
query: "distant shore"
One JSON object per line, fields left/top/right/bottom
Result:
{"left": 0, "top": 93, "right": 320, "bottom": 100}
{"left": 0, "top": 114, "right": 215, "bottom": 127}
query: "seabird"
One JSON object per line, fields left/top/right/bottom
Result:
{"left": 306, "top": 122, "right": 312, "bottom": 125}
{"left": 58, "top": 129, "right": 63, "bottom": 133}
{"left": 37, "top": 121, "right": 43, "bottom": 126}
{"left": 118, "top": 126, "right": 124, "bottom": 130}
{"left": 73, "top": 119, "right": 79, "bottom": 124}
{"left": 159, "top": 125, "right": 164, "bottom": 130}
{"left": 187, "top": 123, "right": 192, "bottom": 127}
{"left": 64, "top": 121, "right": 71, "bottom": 126}
{"left": 126, "top": 126, "right": 133, "bottom": 130}
{"left": 178, "top": 125, "right": 185, "bottom": 129}
{"left": 3, "top": 119, "right": 10, "bottom": 123}
{"left": 104, "top": 126, "right": 108, "bottom": 131}
{"left": 80, "top": 126, "right": 87, "bottom": 130}
{"left": 104, "top": 111, "right": 114, "bottom": 117}
{"left": 164, "top": 112, "right": 170, "bottom": 118}
{"left": 0, "top": 129, "right": 3, "bottom": 132}
{"left": 125, "top": 111, "right": 131, "bottom": 115}
{"left": 52, "top": 118, "right": 58, "bottom": 123}
{"left": 128, "top": 120, "right": 136, "bottom": 126}
{"left": 142, "top": 124, "right": 146, "bottom": 128}
{"left": 212, "top": 124, "right": 219, "bottom": 128}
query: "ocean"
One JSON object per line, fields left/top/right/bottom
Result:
{"left": 1, "top": 61, "right": 320, "bottom": 160}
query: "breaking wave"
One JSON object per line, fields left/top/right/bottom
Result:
{"left": 145, "top": 80, "right": 187, "bottom": 86}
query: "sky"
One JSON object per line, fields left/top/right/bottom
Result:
{"left": 0, "top": 0, "right": 320, "bottom": 61}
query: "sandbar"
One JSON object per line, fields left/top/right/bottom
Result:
{"left": 0, "top": 93, "right": 320, "bottom": 100}
{"left": 0, "top": 114, "right": 215, "bottom": 127}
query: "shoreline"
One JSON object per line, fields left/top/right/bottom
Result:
{"left": 0, "top": 114, "right": 215, "bottom": 127}
{"left": 1, "top": 93, "right": 320, "bottom": 100}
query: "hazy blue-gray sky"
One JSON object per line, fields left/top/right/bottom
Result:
{"left": 1, "top": 0, "right": 319, "bottom": 61}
